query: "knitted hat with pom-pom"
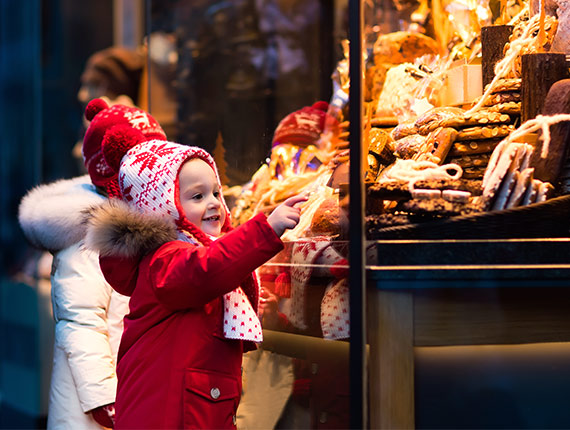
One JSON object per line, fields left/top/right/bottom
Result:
{"left": 272, "top": 101, "right": 337, "bottom": 148}
{"left": 100, "top": 126, "right": 232, "bottom": 246}
{"left": 83, "top": 98, "right": 166, "bottom": 196}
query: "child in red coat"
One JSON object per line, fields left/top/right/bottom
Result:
{"left": 84, "top": 98, "right": 306, "bottom": 429}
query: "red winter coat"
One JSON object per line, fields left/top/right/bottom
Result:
{"left": 92, "top": 207, "right": 283, "bottom": 430}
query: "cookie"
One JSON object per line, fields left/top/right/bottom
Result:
{"left": 482, "top": 142, "right": 521, "bottom": 202}
{"left": 401, "top": 197, "right": 484, "bottom": 217}
{"left": 482, "top": 91, "right": 521, "bottom": 106}
{"left": 439, "top": 110, "right": 513, "bottom": 129}
{"left": 462, "top": 166, "right": 487, "bottom": 179}
{"left": 447, "top": 153, "right": 492, "bottom": 169}
{"left": 456, "top": 124, "right": 515, "bottom": 141}
{"left": 366, "top": 213, "right": 411, "bottom": 230}
{"left": 487, "top": 102, "right": 522, "bottom": 115}
{"left": 521, "top": 178, "right": 540, "bottom": 205}
{"left": 536, "top": 181, "right": 555, "bottom": 203}
{"left": 484, "top": 78, "right": 522, "bottom": 93}
{"left": 505, "top": 167, "right": 534, "bottom": 208}
{"left": 442, "top": 189, "right": 472, "bottom": 203}
{"left": 485, "top": 143, "right": 533, "bottom": 210}
{"left": 448, "top": 138, "right": 502, "bottom": 156}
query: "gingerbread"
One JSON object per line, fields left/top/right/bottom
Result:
{"left": 487, "top": 102, "right": 522, "bottom": 115}
{"left": 484, "top": 78, "right": 521, "bottom": 93}
{"left": 439, "top": 110, "right": 513, "bottom": 129}
{"left": 449, "top": 138, "right": 502, "bottom": 156}
{"left": 394, "top": 134, "right": 425, "bottom": 159}
{"left": 456, "top": 124, "right": 515, "bottom": 141}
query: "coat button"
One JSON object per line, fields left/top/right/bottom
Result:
{"left": 311, "top": 363, "right": 319, "bottom": 374}
{"left": 210, "top": 387, "right": 221, "bottom": 399}
{"left": 319, "top": 411, "right": 328, "bottom": 423}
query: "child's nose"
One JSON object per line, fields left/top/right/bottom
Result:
{"left": 208, "top": 195, "right": 221, "bottom": 208}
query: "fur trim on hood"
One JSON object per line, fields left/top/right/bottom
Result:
{"left": 18, "top": 175, "right": 106, "bottom": 252}
{"left": 85, "top": 199, "right": 178, "bottom": 258}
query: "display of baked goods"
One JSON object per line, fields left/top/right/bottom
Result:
{"left": 228, "top": 0, "right": 570, "bottom": 242}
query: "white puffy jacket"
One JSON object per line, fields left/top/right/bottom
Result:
{"left": 18, "top": 175, "right": 129, "bottom": 430}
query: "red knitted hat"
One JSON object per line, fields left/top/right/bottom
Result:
{"left": 102, "top": 135, "right": 232, "bottom": 245}
{"left": 82, "top": 98, "right": 166, "bottom": 193}
{"left": 272, "top": 101, "right": 336, "bottom": 148}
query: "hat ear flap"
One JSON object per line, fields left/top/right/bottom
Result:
{"left": 102, "top": 124, "right": 146, "bottom": 172}
{"left": 85, "top": 98, "right": 109, "bottom": 121}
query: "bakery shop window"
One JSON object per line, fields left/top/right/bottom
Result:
{"left": 148, "top": 0, "right": 570, "bottom": 427}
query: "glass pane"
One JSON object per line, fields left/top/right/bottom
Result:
{"left": 148, "top": 1, "right": 353, "bottom": 428}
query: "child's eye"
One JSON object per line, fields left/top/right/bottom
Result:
{"left": 213, "top": 191, "right": 220, "bottom": 198}
{"left": 192, "top": 193, "right": 203, "bottom": 200}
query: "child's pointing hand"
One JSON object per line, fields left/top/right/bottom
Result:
{"left": 267, "top": 194, "right": 309, "bottom": 237}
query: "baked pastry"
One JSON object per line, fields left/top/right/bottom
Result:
{"left": 367, "top": 128, "right": 396, "bottom": 165}
{"left": 391, "top": 119, "right": 418, "bottom": 140}
{"left": 487, "top": 102, "right": 522, "bottom": 115}
{"left": 373, "top": 31, "right": 439, "bottom": 66}
{"left": 400, "top": 197, "right": 485, "bottom": 218}
{"left": 412, "top": 127, "right": 458, "bottom": 164}
{"left": 481, "top": 91, "right": 521, "bottom": 106}
{"left": 483, "top": 78, "right": 521, "bottom": 93}
{"left": 415, "top": 106, "right": 465, "bottom": 135}
{"left": 394, "top": 134, "right": 426, "bottom": 159}
{"left": 462, "top": 166, "right": 488, "bottom": 179}
{"left": 447, "top": 153, "right": 492, "bottom": 169}
{"left": 439, "top": 110, "right": 513, "bottom": 129}
{"left": 482, "top": 141, "right": 534, "bottom": 210}
{"left": 456, "top": 124, "right": 515, "bottom": 141}
{"left": 369, "top": 116, "right": 399, "bottom": 127}
{"left": 308, "top": 196, "right": 342, "bottom": 237}
{"left": 448, "top": 138, "right": 502, "bottom": 156}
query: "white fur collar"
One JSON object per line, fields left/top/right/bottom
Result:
{"left": 18, "top": 175, "right": 105, "bottom": 252}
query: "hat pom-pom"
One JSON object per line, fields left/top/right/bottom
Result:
{"left": 85, "top": 98, "right": 109, "bottom": 121}
{"left": 102, "top": 124, "right": 146, "bottom": 172}
{"left": 312, "top": 101, "right": 329, "bottom": 112}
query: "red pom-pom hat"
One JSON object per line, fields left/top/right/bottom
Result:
{"left": 271, "top": 101, "right": 337, "bottom": 148}
{"left": 82, "top": 98, "right": 166, "bottom": 192}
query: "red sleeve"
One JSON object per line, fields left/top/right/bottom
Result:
{"left": 149, "top": 213, "right": 284, "bottom": 310}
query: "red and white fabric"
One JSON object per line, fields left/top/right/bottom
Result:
{"left": 286, "top": 237, "right": 349, "bottom": 339}
{"left": 223, "top": 274, "right": 263, "bottom": 342}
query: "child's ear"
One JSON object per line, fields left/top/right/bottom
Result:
{"left": 102, "top": 124, "right": 147, "bottom": 172}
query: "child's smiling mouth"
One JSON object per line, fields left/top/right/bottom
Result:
{"left": 203, "top": 215, "right": 220, "bottom": 222}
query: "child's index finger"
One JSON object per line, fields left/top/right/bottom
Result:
{"left": 283, "top": 193, "right": 309, "bottom": 207}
